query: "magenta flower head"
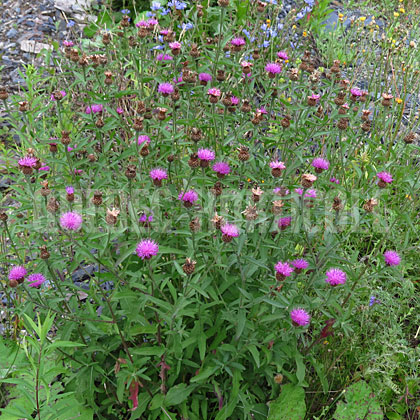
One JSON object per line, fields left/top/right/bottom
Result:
{"left": 274, "top": 261, "right": 294, "bottom": 280}
{"left": 136, "top": 20, "right": 149, "bottom": 28}
{"left": 178, "top": 190, "right": 199, "bottom": 207}
{"left": 231, "top": 37, "right": 245, "bottom": 50}
{"left": 325, "top": 268, "right": 347, "bottom": 286}
{"left": 278, "top": 216, "right": 291, "bottom": 230}
{"left": 158, "top": 82, "right": 174, "bottom": 96}
{"left": 27, "top": 273, "right": 46, "bottom": 288}
{"left": 38, "top": 166, "right": 50, "bottom": 172}
{"left": 231, "top": 96, "right": 239, "bottom": 105}
{"left": 18, "top": 156, "right": 37, "bottom": 168}
{"left": 212, "top": 162, "right": 231, "bottom": 177}
{"left": 270, "top": 160, "right": 286, "bottom": 177}
{"left": 277, "top": 51, "right": 289, "bottom": 61}
{"left": 330, "top": 177, "right": 340, "bottom": 184}
{"left": 8, "top": 266, "right": 27, "bottom": 282}
{"left": 350, "top": 87, "right": 363, "bottom": 97}
{"left": 197, "top": 148, "right": 215, "bottom": 167}
{"left": 147, "top": 17, "right": 158, "bottom": 26}
{"left": 63, "top": 40, "right": 74, "bottom": 47}
{"left": 156, "top": 53, "right": 173, "bottom": 61}
{"left": 376, "top": 171, "right": 393, "bottom": 188}
{"left": 136, "top": 239, "right": 159, "bottom": 260}
{"left": 208, "top": 87, "right": 221, "bottom": 97}
{"left": 149, "top": 168, "right": 168, "bottom": 186}
{"left": 85, "top": 104, "right": 103, "bottom": 114}
{"left": 65, "top": 186, "right": 74, "bottom": 194}
{"left": 384, "top": 250, "right": 400, "bottom": 266}
{"left": 116, "top": 107, "right": 124, "bottom": 115}
{"left": 60, "top": 211, "right": 82, "bottom": 231}
{"left": 291, "top": 259, "right": 309, "bottom": 273}
{"left": 221, "top": 223, "right": 239, "bottom": 242}
{"left": 169, "top": 41, "right": 181, "bottom": 51}
{"left": 50, "top": 90, "right": 66, "bottom": 101}
{"left": 312, "top": 157, "right": 329, "bottom": 173}
{"left": 138, "top": 135, "right": 151, "bottom": 146}
{"left": 265, "top": 62, "right": 282, "bottom": 78}
{"left": 199, "top": 72, "right": 212, "bottom": 85}
{"left": 290, "top": 308, "right": 310, "bottom": 326}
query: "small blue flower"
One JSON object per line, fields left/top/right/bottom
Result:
{"left": 160, "top": 8, "right": 170, "bottom": 15}
{"left": 121, "top": 9, "right": 130, "bottom": 14}
{"left": 67, "top": 20, "right": 75, "bottom": 28}
{"left": 262, "top": 40, "right": 270, "bottom": 48}
{"left": 151, "top": 1, "right": 162, "bottom": 11}
{"left": 158, "top": 35, "right": 164, "bottom": 43}
{"left": 369, "top": 296, "right": 381, "bottom": 306}
{"left": 182, "top": 22, "right": 194, "bottom": 30}
{"left": 146, "top": 11, "right": 155, "bottom": 17}
{"left": 225, "top": 51, "right": 231, "bottom": 58}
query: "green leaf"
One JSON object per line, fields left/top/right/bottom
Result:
{"left": 268, "top": 384, "right": 306, "bottom": 420}
{"left": 248, "top": 345, "right": 260, "bottom": 368}
{"left": 190, "top": 366, "right": 219, "bottom": 383}
{"left": 165, "top": 384, "right": 195, "bottom": 406}
{"left": 131, "top": 346, "right": 165, "bottom": 357}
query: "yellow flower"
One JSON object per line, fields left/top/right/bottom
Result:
{"left": 394, "top": 12, "right": 399, "bottom": 17}
{"left": 266, "top": 19, "right": 271, "bottom": 23}
{"left": 362, "top": 49, "right": 366, "bottom": 53}
{"left": 323, "top": 340, "right": 329, "bottom": 345}
{"left": 261, "top": 180, "right": 265, "bottom": 183}
{"left": 285, "top": 59, "right": 289, "bottom": 64}
{"left": 359, "top": 16, "right": 366, "bottom": 22}
{"left": 287, "top": 97, "right": 292, "bottom": 102}
{"left": 399, "top": 8, "right": 405, "bottom": 13}
{"left": 338, "top": 13, "right": 344, "bottom": 18}
{"left": 303, "top": 31, "right": 308, "bottom": 37}
{"left": 395, "top": 98, "right": 403, "bottom": 104}
{"left": 292, "top": 24, "right": 297, "bottom": 29}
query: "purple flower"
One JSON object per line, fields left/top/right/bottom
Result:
{"left": 116, "top": 107, "right": 124, "bottom": 115}
{"left": 158, "top": 82, "right": 174, "bottom": 95}
{"left": 384, "top": 250, "right": 400, "bottom": 266}
{"left": 221, "top": 223, "right": 239, "bottom": 237}
{"left": 295, "top": 188, "right": 317, "bottom": 198}
{"left": 60, "top": 211, "right": 82, "bottom": 231}
{"left": 139, "top": 213, "right": 154, "bottom": 223}
{"left": 63, "top": 40, "right": 74, "bottom": 47}
{"left": 136, "top": 239, "right": 159, "bottom": 260}
{"left": 136, "top": 20, "right": 149, "bottom": 28}
{"left": 149, "top": 168, "right": 168, "bottom": 180}
{"left": 197, "top": 148, "right": 215, "bottom": 161}
{"left": 27, "top": 273, "right": 46, "bottom": 288}
{"left": 147, "top": 17, "right": 158, "bottom": 26}
{"left": 325, "top": 268, "right": 347, "bottom": 286}
{"left": 18, "top": 157, "right": 37, "bottom": 168}
{"left": 277, "top": 51, "right": 289, "bottom": 60}
{"left": 8, "top": 266, "right": 27, "bottom": 281}
{"left": 330, "top": 177, "right": 340, "bottom": 184}
{"left": 312, "top": 157, "right": 329, "bottom": 171}
{"left": 178, "top": 190, "right": 198, "bottom": 203}
{"left": 231, "top": 37, "right": 245, "bottom": 46}
{"left": 269, "top": 161, "right": 286, "bottom": 169}
{"left": 138, "top": 135, "right": 151, "bottom": 145}
{"left": 274, "top": 261, "right": 294, "bottom": 277}
{"left": 265, "top": 62, "right": 282, "bottom": 75}
{"left": 377, "top": 171, "right": 393, "bottom": 184}
{"left": 291, "top": 259, "right": 309, "bottom": 270}
{"left": 85, "top": 104, "right": 103, "bottom": 114}
{"left": 350, "top": 88, "right": 363, "bottom": 97}
{"left": 212, "top": 162, "right": 231, "bottom": 175}
{"left": 169, "top": 41, "right": 181, "bottom": 50}
{"left": 50, "top": 90, "right": 66, "bottom": 101}
{"left": 231, "top": 96, "right": 239, "bottom": 105}
{"left": 199, "top": 72, "right": 212, "bottom": 82}
{"left": 208, "top": 88, "right": 221, "bottom": 97}
{"left": 278, "top": 216, "right": 291, "bottom": 228}
{"left": 156, "top": 53, "right": 173, "bottom": 61}
{"left": 290, "top": 308, "right": 310, "bottom": 326}
{"left": 65, "top": 186, "right": 74, "bottom": 194}
{"left": 38, "top": 166, "right": 50, "bottom": 172}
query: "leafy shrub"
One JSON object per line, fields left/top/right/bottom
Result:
{"left": 0, "top": 0, "right": 419, "bottom": 418}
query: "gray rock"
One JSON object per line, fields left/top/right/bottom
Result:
{"left": 6, "top": 28, "right": 18, "bottom": 38}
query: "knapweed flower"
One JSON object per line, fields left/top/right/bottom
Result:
{"left": 290, "top": 308, "right": 310, "bottom": 326}
{"left": 147, "top": 17, "right": 158, "bottom": 26}
{"left": 18, "top": 156, "right": 37, "bottom": 175}
{"left": 241, "top": 61, "right": 253, "bottom": 74}
{"left": 376, "top": 171, "right": 393, "bottom": 187}
{"left": 139, "top": 213, "right": 154, "bottom": 224}
{"left": 295, "top": 188, "right": 317, "bottom": 198}
{"left": 85, "top": 104, "right": 103, "bottom": 114}
{"left": 63, "top": 40, "right": 74, "bottom": 47}
{"left": 60, "top": 211, "right": 82, "bottom": 231}
{"left": 307, "top": 94, "right": 321, "bottom": 106}
{"left": 330, "top": 177, "right": 340, "bottom": 184}
{"left": 27, "top": 273, "right": 46, "bottom": 288}
{"left": 136, "top": 239, "right": 159, "bottom": 260}
{"left": 149, "top": 168, "right": 168, "bottom": 186}
{"left": 8, "top": 266, "right": 27, "bottom": 282}
{"left": 136, "top": 20, "right": 149, "bottom": 28}
{"left": 231, "top": 37, "right": 245, "bottom": 49}
{"left": 291, "top": 259, "right": 309, "bottom": 273}
{"left": 208, "top": 88, "right": 221, "bottom": 103}
{"left": 138, "top": 135, "right": 151, "bottom": 145}
{"left": 384, "top": 250, "right": 400, "bottom": 266}
{"left": 116, "top": 107, "right": 124, "bottom": 115}
{"left": 169, "top": 41, "right": 181, "bottom": 55}
{"left": 231, "top": 96, "right": 239, "bottom": 105}
{"left": 278, "top": 216, "right": 291, "bottom": 230}
{"left": 178, "top": 190, "right": 199, "bottom": 207}
{"left": 65, "top": 186, "right": 74, "bottom": 194}
{"left": 274, "top": 261, "right": 294, "bottom": 280}
{"left": 221, "top": 223, "right": 239, "bottom": 242}
{"left": 199, "top": 72, "right": 212, "bottom": 84}
{"left": 350, "top": 87, "right": 362, "bottom": 97}
{"left": 156, "top": 53, "right": 173, "bottom": 61}
{"left": 38, "top": 166, "right": 50, "bottom": 172}
{"left": 312, "top": 157, "right": 329, "bottom": 173}
{"left": 265, "top": 62, "right": 282, "bottom": 78}
{"left": 269, "top": 160, "right": 286, "bottom": 177}
{"left": 325, "top": 268, "right": 347, "bottom": 286}
{"left": 50, "top": 90, "right": 66, "bottom": 101}
{"left": 197, "top": 148, "right": 215, "bottom": 167}
{"left": 212, "top": 162, "right": 231, "bottom": 177}
{"left": 277, "top": 51, "right": 289, "bottom": 60}
{"left": 158, "top": 82, "right": 174, "bottom": 96}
